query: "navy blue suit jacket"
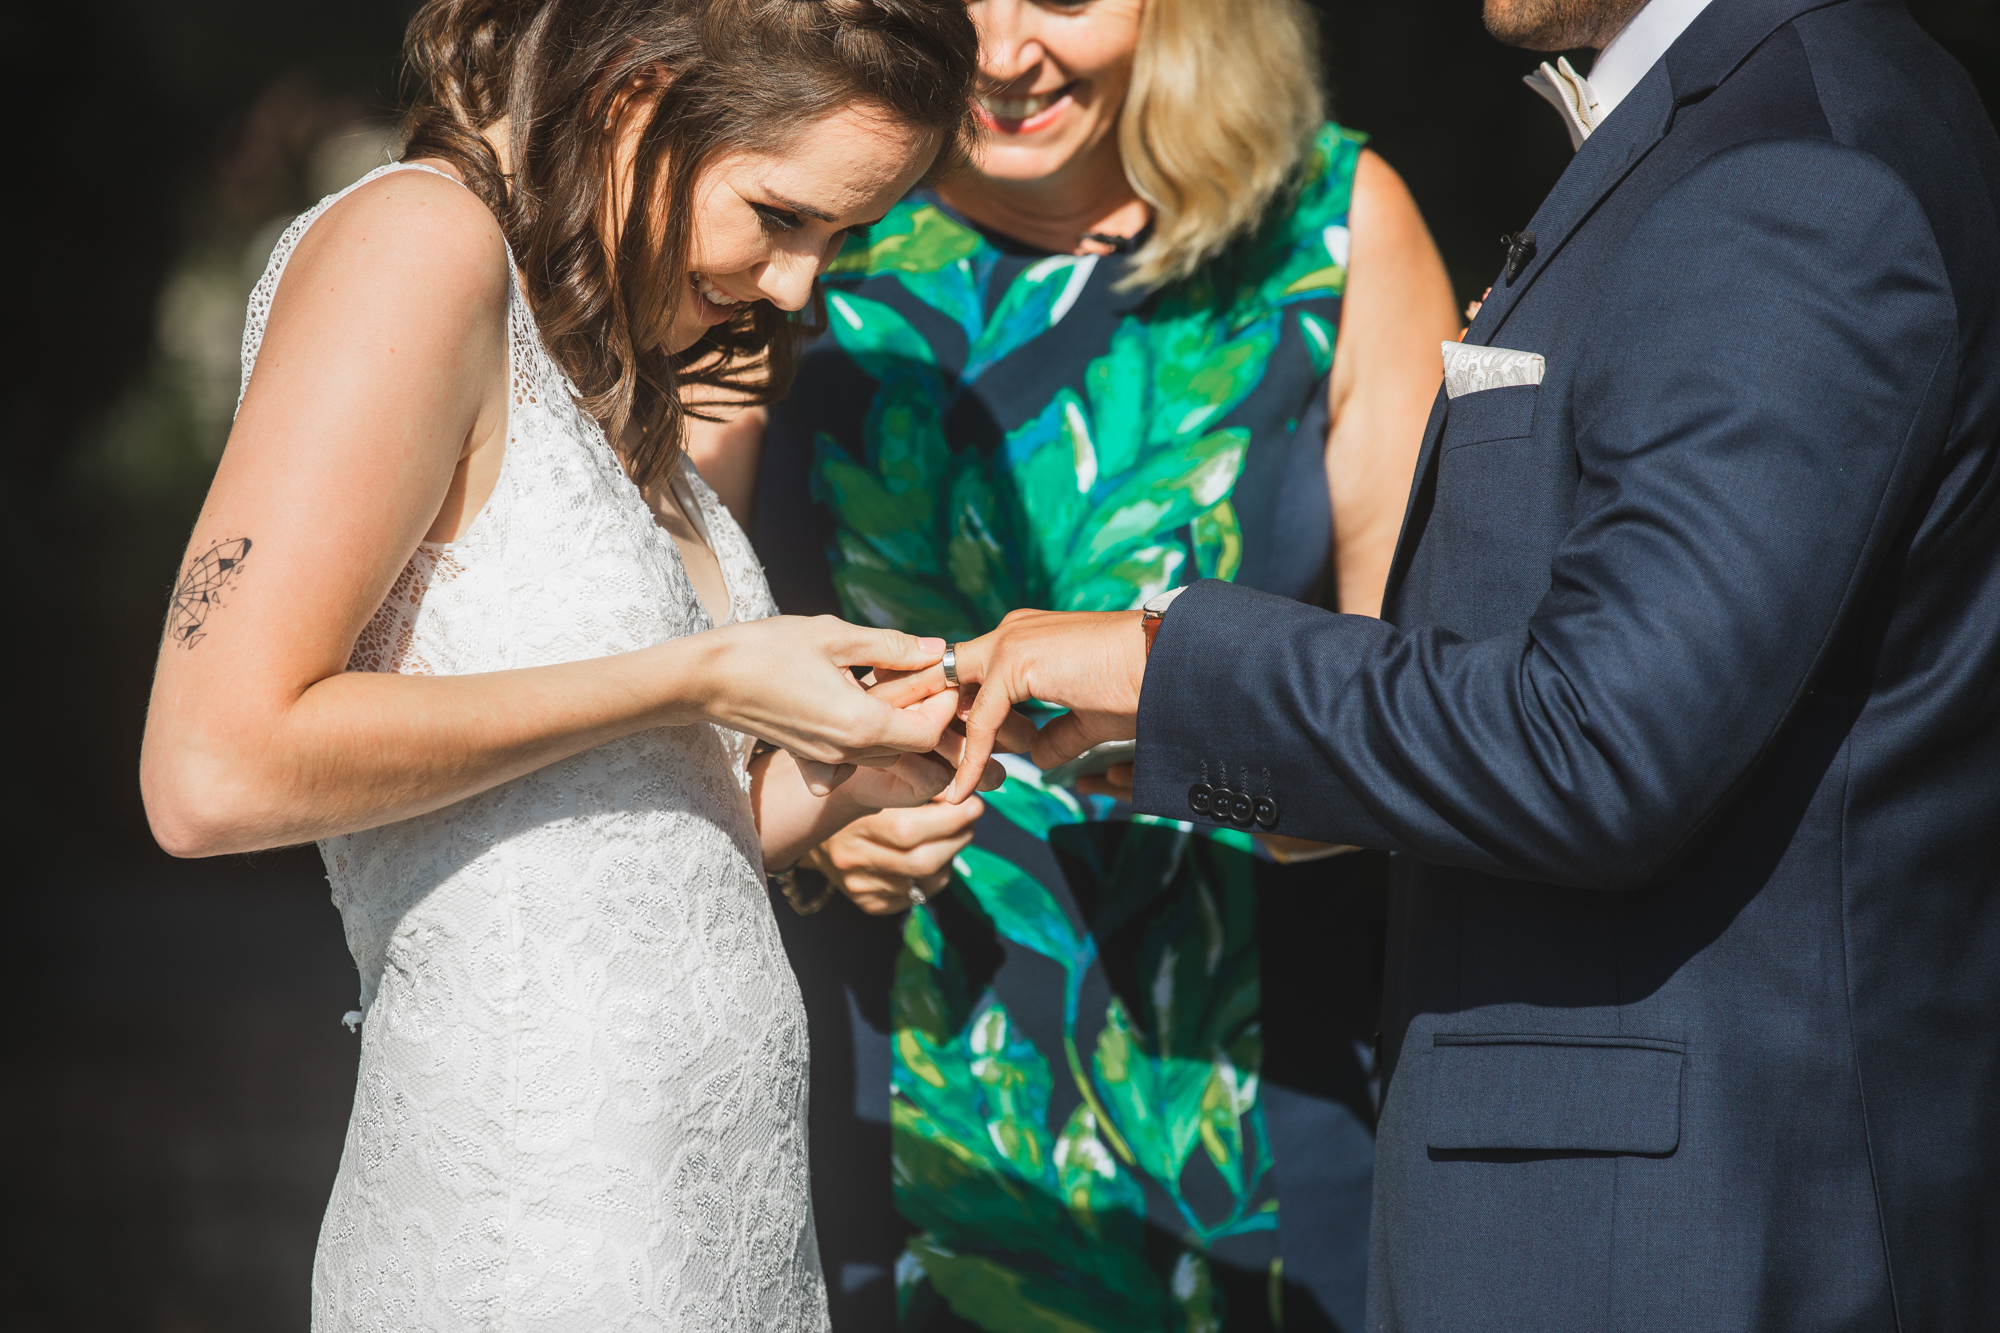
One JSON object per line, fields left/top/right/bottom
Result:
{"left": 1133, "top": 2, "right": 2000, "bottom": 1327}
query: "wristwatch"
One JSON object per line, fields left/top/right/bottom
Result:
{"left": 1141, "top": 585, "right": 1186, "bottom": 653}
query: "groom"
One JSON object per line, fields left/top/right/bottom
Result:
{"left": 938, "top": 0, "right": 2000, "bottom": 1326}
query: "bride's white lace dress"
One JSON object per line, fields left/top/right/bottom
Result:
{"left": 240, "top": 162, "right": 827, "bottom": 1331}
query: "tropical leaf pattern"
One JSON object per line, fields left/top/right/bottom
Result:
{"left": 807, "top": 125, "right": 1366, "bottom": 1330}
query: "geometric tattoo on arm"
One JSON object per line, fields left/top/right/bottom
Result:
{"left": 168, "top": 537, "right": 253, "bottom": 649}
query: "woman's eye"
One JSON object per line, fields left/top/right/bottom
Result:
{"left": 751, "top": 203, "right": 803, "bottom": 233}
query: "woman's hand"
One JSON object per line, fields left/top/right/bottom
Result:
{"left": 750, "top": 702, "right": 1009, "bottom": 871}
{"left": 752, "top": 680, "right": 1022, "bottom": 899}
{"left": 839, "top": 751, "right": 958, "bottom": 811}
{"left": 907, "top": 609, "right": 1149, "bottom": 802}
{"left": 805, "top": 795, "right": 985, "bottom": 914}
{"left": 700, "top": 615, "right": 961, "bottom": 794}
{"left": 1075, "top": 761, "right": 1135, "bottom": 803}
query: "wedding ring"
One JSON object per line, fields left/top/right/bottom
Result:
{"left": 908, "top": 883, "right": 929, "bottom": 907}
{"left": 941, "top": 644, "right": 959, "bottom": 688}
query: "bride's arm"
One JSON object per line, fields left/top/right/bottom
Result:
{"left": 141, "top": 172, "right": 950, "bottom": 859}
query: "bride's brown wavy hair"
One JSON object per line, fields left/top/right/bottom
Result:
{"left": 400, "top": 0, "right": 978, "bottom": 487}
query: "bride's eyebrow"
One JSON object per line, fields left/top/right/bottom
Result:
{"left": 759, "top": 189, "right": 838, "bottom": 223}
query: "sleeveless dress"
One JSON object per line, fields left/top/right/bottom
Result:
{"left": 754, "top": 125, "right": 1386, "bottom": 1332}
{"left": 238, "top": 162, "right": 829, "bottom": 1332}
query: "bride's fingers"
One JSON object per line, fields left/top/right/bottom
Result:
{"left": 856, "top": 686, "right": 958, "bottom": 756}
{"left": 890, "top": 752, "right": 955, "bottom": 802}
{"left": 825, "top": 622, "right": 947, "bottom": 675}
{"left": 798, "top": 758, "right": 856, "bottom": 798}
{"left": 866, "top": 662, "right": 954, "bottom": 709}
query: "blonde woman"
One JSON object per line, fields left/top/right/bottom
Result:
{"left": 686, "top": 0, "right": 1457, "bottom": 1327}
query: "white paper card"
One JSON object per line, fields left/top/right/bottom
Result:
{"left": 1442, "top": 341, "right": 1546, "bottom": 399}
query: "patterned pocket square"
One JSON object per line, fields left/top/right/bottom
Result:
{"left": 1442, "top": 341, "right": 1545, "bottom": 399}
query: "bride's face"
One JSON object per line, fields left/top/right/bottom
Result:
{"left": 967, "top": 0, "right": 1144, "bottom": 186}
{"left": 651, "top": 104, "right": 938, "bottom": 354}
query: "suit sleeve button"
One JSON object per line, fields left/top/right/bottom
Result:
{"left": 1254, "top": 796, "right": 1279, "bottom": 829}
{"left": 1188, "top": 783, "right": 1214, "bottom": 815}
{"left": 1229, "top": 792, "right": 1255, "bottom": 824}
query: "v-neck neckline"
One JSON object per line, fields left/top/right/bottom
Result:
{"left": 664, "top": 461, "right": 734, "bottom": 628}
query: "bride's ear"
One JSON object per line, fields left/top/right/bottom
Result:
{"left": 601, "top": 62, "right": 671, "bottom": 134}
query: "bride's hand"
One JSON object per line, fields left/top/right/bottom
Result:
{"left": 841, "top": 715, "right": 1013, "bottom": 809}
{"left": 702, "top": 616, "right": 959, "bottom": 793}
{"left": 866, "top": 668, "right": 1041, "bottom": 766}
{"left": 840, "top": 752, "right": 957, "bottom": 810}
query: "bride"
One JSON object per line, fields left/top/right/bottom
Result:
{"left": 138, "top": 0, "right": 992, "bottom": 1326}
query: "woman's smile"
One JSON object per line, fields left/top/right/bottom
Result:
{"left": 976, "top": 81, "right": 1077, "bottom": 132}
{"left": 690, "top": 272, "right": 745, "bottom": 324}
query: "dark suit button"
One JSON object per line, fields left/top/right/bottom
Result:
{"left": 1254, "top": 796, "right": 1278, "bottom": 829}
{"left": 1229, "top": 792, "right": 1255, "bottom": 825}
{"left": 1188, "top": 783, "right": 1214, "bottom": 815}
{"left": 1208, "top": 787, "right": 1234, "bottom": 819}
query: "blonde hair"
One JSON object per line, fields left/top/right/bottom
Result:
{"left": 1117, "top": 0, "right": 1326, "bottom": 290}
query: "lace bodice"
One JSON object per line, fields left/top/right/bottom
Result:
{"left": 241, "top": 163, "right": 823, "bottom": 1331}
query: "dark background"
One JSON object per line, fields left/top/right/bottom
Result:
{"left": 5, "top": 2, "right": 1993, "bottom": 1327}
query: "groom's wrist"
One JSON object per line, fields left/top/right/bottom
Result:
{"left": 1139, "top": 585, "right": 1187, "bottom": 660}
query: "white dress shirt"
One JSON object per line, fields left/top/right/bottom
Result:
{"left": 1525, "top": 0, "right": 1716, "bottom": 148}
{"left": 1589, "top": 0, "right": 1717, "bottom": 121}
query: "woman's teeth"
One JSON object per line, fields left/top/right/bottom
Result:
{"left": 979, "top": 86, "right": 1071, "bottom": 121}
{"left": 695, "top": 275, "right": 740, "bottom": 306}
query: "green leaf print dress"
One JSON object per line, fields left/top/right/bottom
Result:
{"left": 754, "top": 126, "right": 1389, "bottom": 1333}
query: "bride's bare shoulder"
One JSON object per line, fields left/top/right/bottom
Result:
{"left": 280, "top": 161, "right": 511, "bottom": 319}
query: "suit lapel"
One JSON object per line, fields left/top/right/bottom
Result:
{"left": 1378, "top": 0, "right": 1848, "bottom": 618}
{"left": 1380, "top": 389, "right": 1447, "bottom": 620}
{"left": 1468, "top": 66, "right": 1676, "bottom": 344}
{"left": 1379, "top": 71, "right": 1674, "bottom": 617}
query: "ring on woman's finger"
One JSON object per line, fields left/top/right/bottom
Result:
{"left": 907, "top": 881, "right": 928, "bottom": 907}
{"left": 942, "top": 644, "right": 959, "bottom": 688}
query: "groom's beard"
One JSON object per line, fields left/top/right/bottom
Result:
{"left": 1483, "top": 0, "right": 1648, "bottom": 52}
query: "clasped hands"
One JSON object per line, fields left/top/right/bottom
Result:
{"left": 848, "top": 608, "right": 1150, "bottom": 801}
{"left": 765, "top": 609, "right": 1147, "bottom": 914}
{"left": 810, "top": 608, "right": 1144, "bottom": 794}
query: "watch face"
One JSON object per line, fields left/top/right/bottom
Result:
{"left": 1142, "top": 585, "right": 1189, "bottom": 617}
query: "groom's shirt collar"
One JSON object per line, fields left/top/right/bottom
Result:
{"left": 1589, "top": 0, "right": 1717, "bottom": 121}
{"left": 1527, "top": 0, "right": 1717, "bottom": 147}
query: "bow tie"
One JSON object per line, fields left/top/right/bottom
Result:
{"left": 1525, "top": 56, "right": 1600, "bottom": 151}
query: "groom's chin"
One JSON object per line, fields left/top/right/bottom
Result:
{"left": 1482, "top": 0, "right": 1634, "bottom": 52}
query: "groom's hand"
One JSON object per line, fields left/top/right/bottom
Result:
{"left": 940, "top": 609, "right": 1150, "bottom": 802}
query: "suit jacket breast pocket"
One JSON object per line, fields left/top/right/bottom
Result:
{"left": 1440, "top": 382, "right": 1538, "bottom": 453}
{"left": 1426, "top": 383, "right": 1555, "bottom": 635}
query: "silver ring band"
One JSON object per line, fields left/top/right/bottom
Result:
{"left": 908, "top": 883, "right": 929, "bottom": 907}
{"left": 941, "top": 644, "right": 959, "bottom": 688}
